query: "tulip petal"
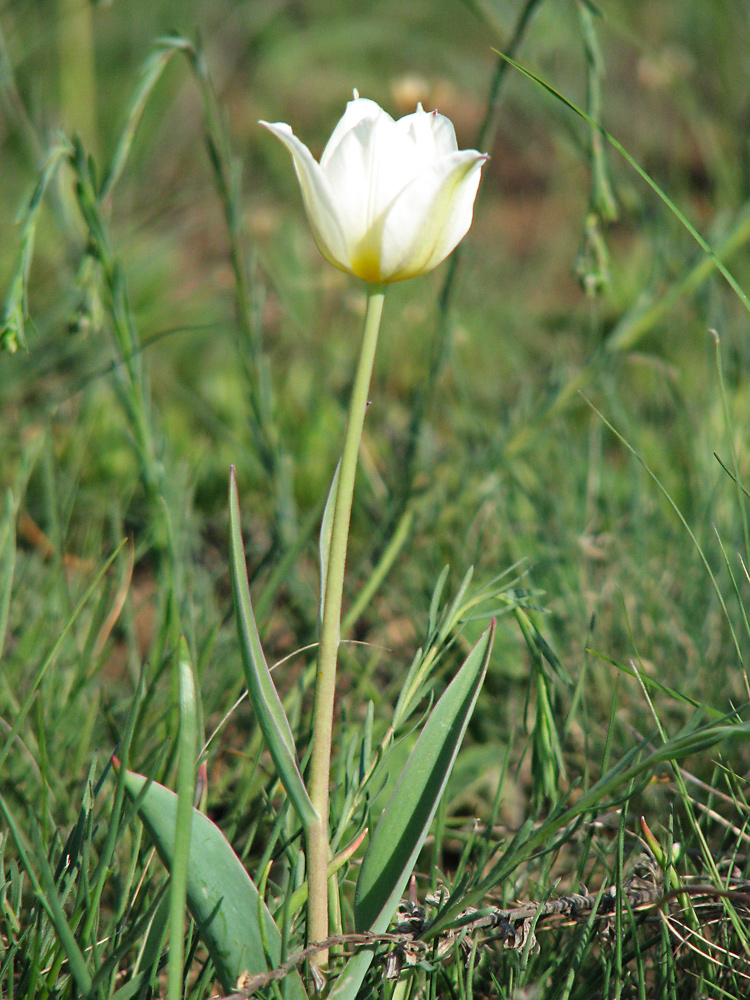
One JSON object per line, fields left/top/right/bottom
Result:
{"left": 378, "top": 150, "right": 487, "bottom": 282}
{"left": 320, "top": 96, "right": 390, "bottom": 169}
{"left": 321, "top": 114, "right": 427, "bottom": 280}
{"left": 259, "top": 120, "right": 351, "bottom": 272}
{"left": 428, "top": 111, "right": 460, "bottom": 156}
{"left": 396, "top": 105, "right": 458, "bottom": 161}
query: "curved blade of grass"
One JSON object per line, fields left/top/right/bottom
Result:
{"left": 0, "top": 539, "right": 125, "bottom": 773}
{"left": 607, "top": 205, "right": 750, "bottom": 351}
{"left": 713, "top": 329, "right": 750, "bottom": 571}
{"left": 0, "top": 794, "right": 92, "bottom": 997}
{"left": 0, "top": 489, "right": 15, "bottom": 660}
{"left": 1, "top": 139, "right": 71, "bottom": 353}
{"left": 342, "top": 508, "right": 413, "bottom": 638}
{"left": 587, "top": 648, "right": 723, "bottom": 718}
{"left": 355, "top": 619, "right": 495, "bottom": 934}
{"left": 121, "top": 767, "right": 308, "bottom": 999}
{"left": 427, "top": 565, "right": 450, "bottom": 639}
{"left": 229, "top": 467, "right": 317, "bottom": 829}
{"left": 99, "top": 42, "right": 187, "bottom": 200}
{"left": 582, "top": 397, "right": 745, "bottom": 666}
{"left": 318, "top": 460, "right": 340, "bottom": 625}
{"left": 167, "top": 638, "right": 198, "bottom": 1000}
{"left": 493, "top": 51, "right": 750, "bottom": 328}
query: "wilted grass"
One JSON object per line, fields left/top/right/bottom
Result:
{"left": 2, "top": 0, "right": 750, "bottom": 997}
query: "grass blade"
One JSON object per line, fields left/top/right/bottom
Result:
{"left": 0, "top": 540, "right": 126, "bottom": 774}
{"left": 0, "top": 794, "right": 93, "bottom": 997}
{"left": 493, "top": 50, "right": 750, "bottom": 324}
{"left": 318, "top": 460, "right": 340, "bottom": 625}
{"left": 167, "top": 638, "right": 198, "bottom": 1000}
{"left": 0, "top": 489, "right": 15, "bottom": 661}
{"left": 99, "top": 43, "right": 184, "bottom": 200}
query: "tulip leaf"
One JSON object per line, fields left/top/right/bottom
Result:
{"left": 354, "top": 620, "right": 495, "bottom": 934}
{"left": 229, "top": 467, "right": 317, "bottom": 829}
{"left": 122, "top": 767, "right": 308, "bottom": 999}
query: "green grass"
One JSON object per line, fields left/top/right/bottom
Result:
{"left": 3, "top": 0, "right": 750, "bottom": 997}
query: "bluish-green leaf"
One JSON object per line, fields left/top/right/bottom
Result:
{"left": 329, "top": 622, "right": 494, "bottom": 1000}
{"left": 355, "top": 620, "right": 495, "bottom": 934}
{"left": 122, "top": 768, "right": 308, "bottom": 999}
{"left": 229, "top": 467, "right": 317, "bottom": 829}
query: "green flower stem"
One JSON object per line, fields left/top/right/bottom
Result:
{"left": 307, "top": 283, "right": 386, "bottom": 961}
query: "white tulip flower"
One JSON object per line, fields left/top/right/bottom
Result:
{"left": 260, "top": 93, "right": 487, "bottom": 284}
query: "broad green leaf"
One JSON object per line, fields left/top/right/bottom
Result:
{"left": 318, "top": 459, "right": 340, "bottom": 624}
{"left": 355, "top": 620, "right": 495, "bottom": 934}
{"left": 229, "top": 467, "right": 317, "bottom": 829}
{"left": 330, "top": 622, "right": 494, "bottom": 1000}
{"left": 122, "top": 767, "right": 308, "bottom": 999}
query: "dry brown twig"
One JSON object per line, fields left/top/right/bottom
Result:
{"left": 223, "top": 866, "right": 750, "bottom": 997}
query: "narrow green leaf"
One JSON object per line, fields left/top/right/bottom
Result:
{"left": 99, "top": 42, "right": 186, "bottom": 200}
{"left": 0, "top": 794, "right": 93, "bottom": 997}
{"left": 360, "top": 700, "right": 374, "bottom": 782}
{"left": 129, "top": 886, "right": 169, "bottom": 982}
{"left": 586, "top": 648, "right": 723, "bottom": 718}
{"left": 0, "top": 489, "right": 16, "bottom": 661}
{"left": 167, "top": 638, "right": 198, "bottom": 1000}
{"left": 1, "top": 140, "right": 71, "bottom": 353}
{"left": 229, "top": 468, "right": 317, "bottom": 829}
{"left": 319, "top": 460, "right": 340, "bottom": 624}
{"left": 438, "top": 567, "right": 474, "bottom": 645}
{"left": 0, "top": 540, "right": 125, "bottom": 773}
{"left": 121, "top": 767, "right": 308, "bottom": 999}
{"left": 34, "top": 837, "right": 94, "bottom": 997}
{"left": 354, "top": 620, "right": 495, "bottom": 934}
{"left": 342, "top": 507, "right": 413, "bottom": 637}
{"left": 427, "top": 565, "right": 450, "bottom": 638}
{"left": 282, "top": 827, "right": 368, "bottom": 917}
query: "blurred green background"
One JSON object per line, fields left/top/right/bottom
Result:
{"left": 3, "top": 0, "right": 750, "bottom": 883}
